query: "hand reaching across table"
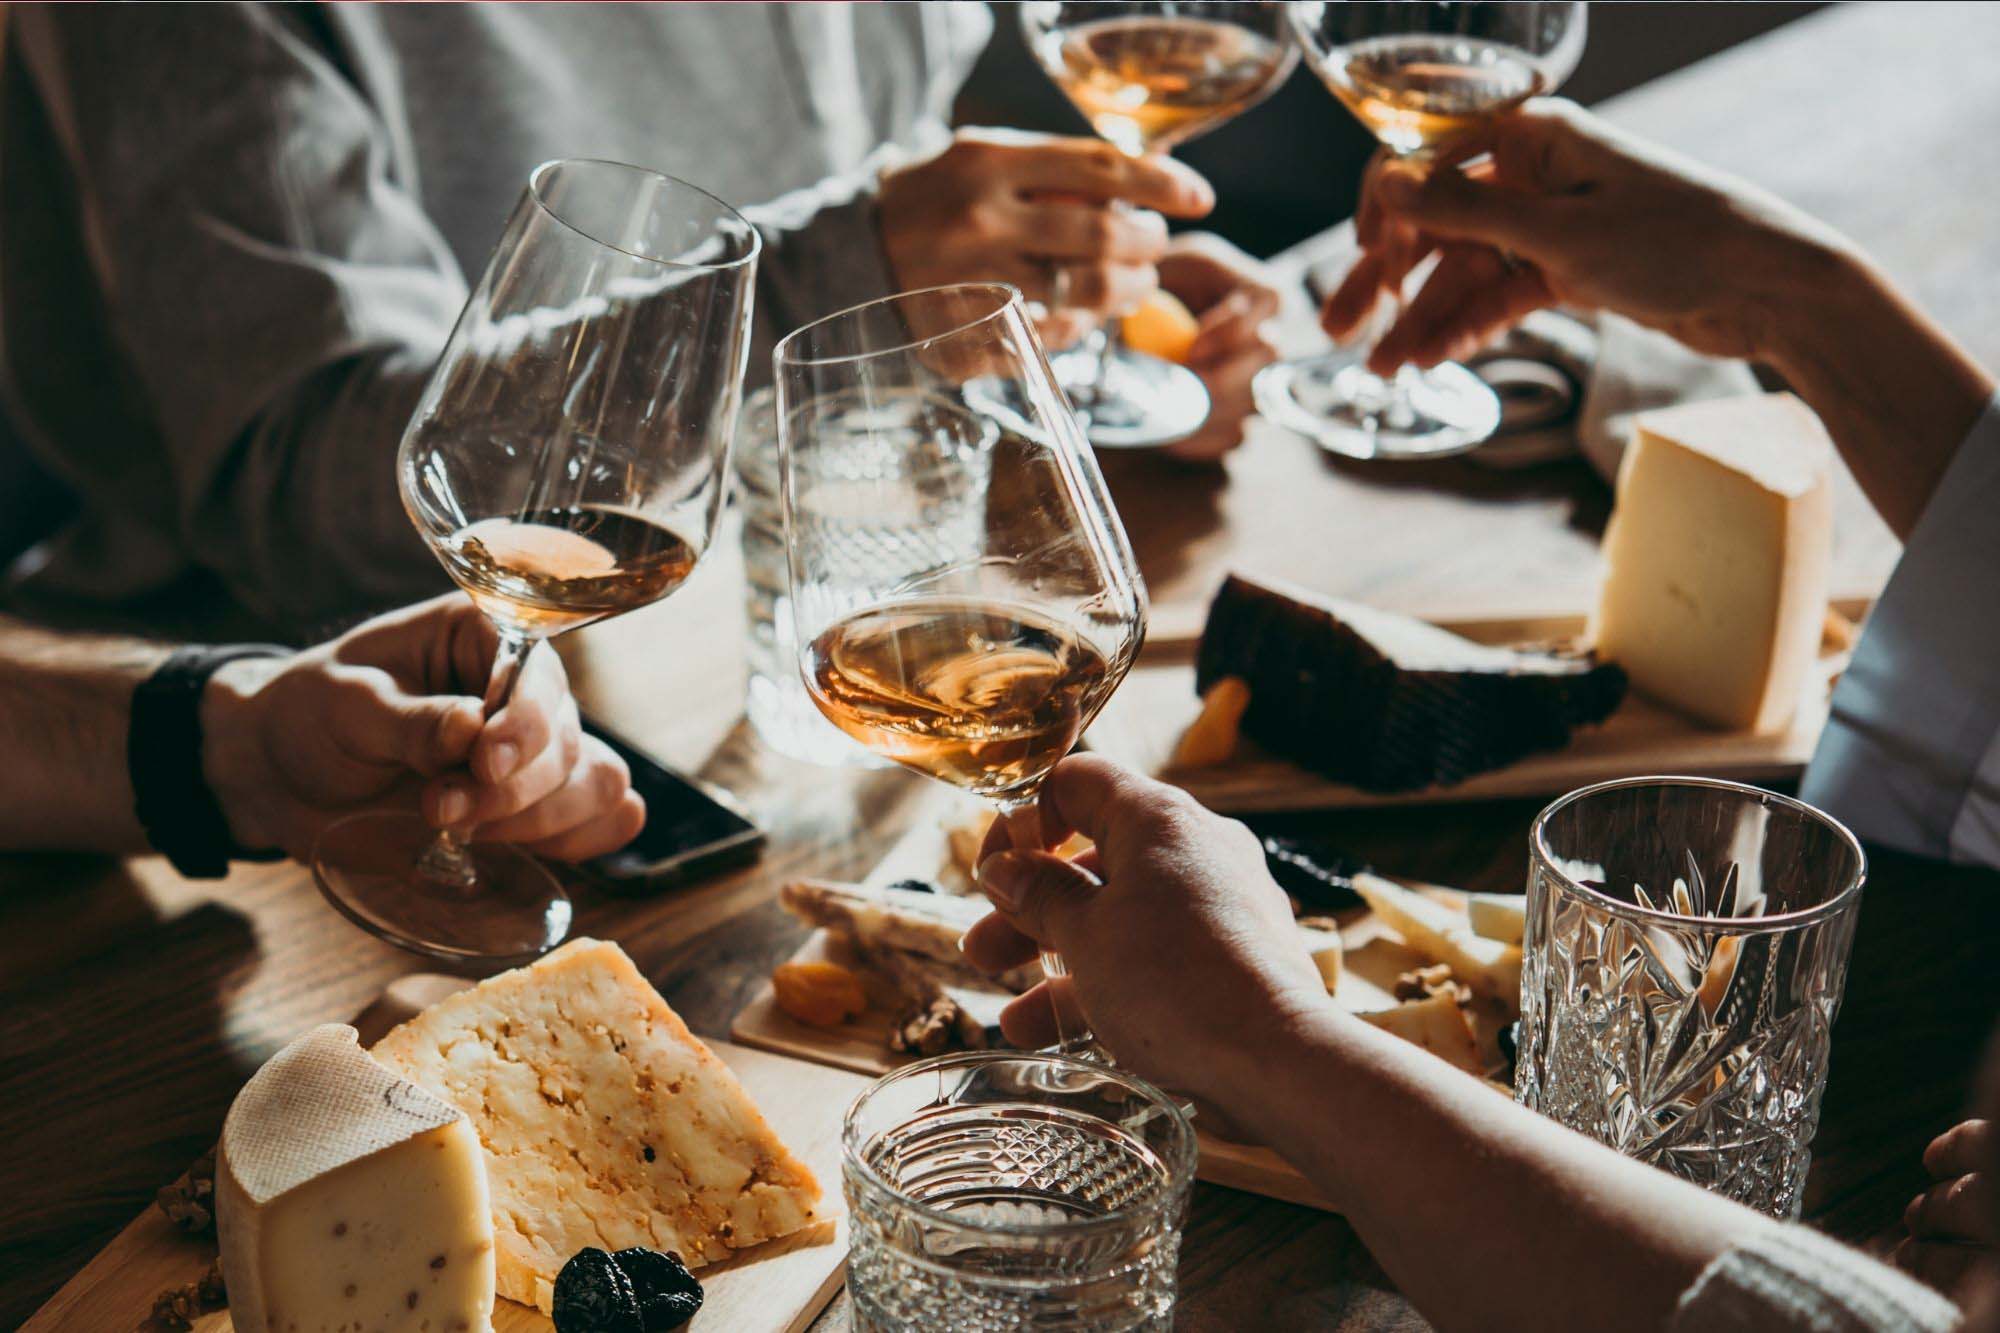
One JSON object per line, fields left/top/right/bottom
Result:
{"left": 0, "top": 593, "right": 644, "bottom": 868}
{"left": 1897, "top": 1117, "right": 1999, "bottom": 1298}
{"left": 1154, "top": 233, "right": 1283, "bottom": 462}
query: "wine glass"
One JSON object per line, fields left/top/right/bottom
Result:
{"left": 1021, "top": 1, "right": 1299, "bottom": 449}
{"left": 776, "top": 284, "right": 1146, "bottom": 1053}
{"left": 1255, "top": 1, "right": 1586, "bottom": 460}
{"left": 312, "top": 159, "right": 759, "bottom": 967}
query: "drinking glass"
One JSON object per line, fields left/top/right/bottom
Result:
{"left": 776, "top": 284, "right": 1147, "bottom": 1053}
{"left": 312, "top": 159, "right": 759, "bottom": 967}
{"left": 845, "top": 1051, "right": 1198, "bottom": 1332}
{"left": 1257, "top": 0, "right": 1586, "bottom": 459}
{"left": 1516, "top": 777, "right": 1866, "bottom": 1219}
{"left": 1021, "top": 1, "right": 1298, "bottom": 448}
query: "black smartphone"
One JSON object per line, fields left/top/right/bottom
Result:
{"left": 579, "top": 715, "right": 764, "bottom": 892}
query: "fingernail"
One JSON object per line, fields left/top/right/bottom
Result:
{"left": 977, "top": 852, "right": 1027, "bottom": 910}
{"left": 490, "top": 742, "right": 520, "bottom": 778}
{"left": 436, "top": 786, "right": 473, "bottom": 826}
{"left": 954, "top": 931, "right": 972, "bottom": 954}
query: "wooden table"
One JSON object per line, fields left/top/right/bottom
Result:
{"left": 6, "top": 4, "right": 1999, "bottom": 1328}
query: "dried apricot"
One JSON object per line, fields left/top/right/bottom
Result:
{"left": 1121, "top": 290, "right": 1200, "bottom": 365}
{"left": 1171, "top": 675, "right": 1251, "bottom": 768}
{"left": 772, "top": 960, "right": 868, "bottom": 1028}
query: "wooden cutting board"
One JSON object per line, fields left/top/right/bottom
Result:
{"left": 25, "top": 975, "right": 871, "bottom": 1333}
{"left": 1086, "top": 600, "right": 1867, "bottom": 814}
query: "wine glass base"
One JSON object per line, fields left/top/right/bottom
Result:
{"left": 1255, "top": 351, "right": 1501, "bottom": 460}
{"left": 1049, "top": 343, "right": 1211, "bottom": 449}
{"left": 311, "top": 811, "right": 573, "bottom": 968}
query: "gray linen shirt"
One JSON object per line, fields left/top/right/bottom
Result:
{"left": 0, "top": 2, "right": 989, "bottom": 634}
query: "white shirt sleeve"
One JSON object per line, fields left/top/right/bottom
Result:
{"left": 1801, "top": 393, "right": 2000, "bottom": 867}
{"left": 1671, "top": 1226, "right": 1962, "bottom": 1333}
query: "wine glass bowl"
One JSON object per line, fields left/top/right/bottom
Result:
{"left": 1255, "top": 1, "right": 1586, "bottom": 461}
{"left": 313, "top": 159, "right": 759, "bottom": 968}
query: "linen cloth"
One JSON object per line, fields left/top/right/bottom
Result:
{"left": 1672, "top": 1225, "right": 1962, "bottom": 1332}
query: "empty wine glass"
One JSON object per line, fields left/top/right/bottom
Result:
{"left": 312, "top": 159, "right": 758, "bottom": 967}
{"left": 1021, "top": 1, "right": 1298, "bottom": 448}
{"left": 1256, "top": 0, "right": 1586, "bottom": 460}
{"left": 776, "top": 284, "right": 1147, "bottom": 1052}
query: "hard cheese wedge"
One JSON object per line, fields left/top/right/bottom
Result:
{"left": 1593, "top": 392, "right": 1834, "bottom": 732}
{"left": 371, "top": 938, "right": 823, "bottom": 1314}
{"left": 1354, "top": 874, "right": 1523, "bottom": 1010}
{"left": 217, "top": 1024, "right": 497, "bottom": 1333}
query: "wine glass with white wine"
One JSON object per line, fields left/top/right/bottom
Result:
{"left": 1020, "top": 1, "right": 1299, "bottom": 449}
{"left": 312, "top": 159, "right": 759, "bottom": 967}
{"left": 777, "top": 284, "right": 1147, "bottom": 1053}
{"left": 1256, "top": 0, "right": 1586, "bottom": 459}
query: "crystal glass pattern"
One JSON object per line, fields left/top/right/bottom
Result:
{"left": 1516, "top": 777, "right": 1865, "bottom": 1218}
{"left": 844, "top": 1052, "right": 1196, "bottom": 1331}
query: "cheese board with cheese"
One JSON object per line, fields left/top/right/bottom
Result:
{"left": 730, "top": 796, "right": 1523, "bottom": 1214}
{"left": 26, "top": 958, "right": 870, "bottom": 1333}
{"left": 1089, "top": 393, "right": 1871, "bottom": 813}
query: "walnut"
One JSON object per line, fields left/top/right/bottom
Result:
{"left": 143, "top": 1257, "right": 226, "bottom": 1330}
{"left": 889, "top": 996, "right": 988, "bottom": 1057}
{"left": 155, "top": 1149, "right": 217, "bottom": 1236}
{"left": 1394, "top": 963, "right": 1467, "bottom": 1004}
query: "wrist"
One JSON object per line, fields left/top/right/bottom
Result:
{"left": 200, "top": 656, "right": 287, "bottom": 853}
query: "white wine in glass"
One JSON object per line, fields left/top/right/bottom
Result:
{"left": 311, "top": 159, "right": 758, "bottom": 968}
{"left": 1255, "top": 1, "right": 1586, "bottom": 460}
{"left": 778, "top": 284, "right": 1147, "bottom": 1053}
{"left": 1021, "top": 1, "right": 1298, "bottom": 449}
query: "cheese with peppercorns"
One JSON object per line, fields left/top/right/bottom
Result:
{"left": 216, "top": 1024, "right": 497, "bottom": 1333}
{"left": 371, "top": 938, "right": 823, "bottom": 1314}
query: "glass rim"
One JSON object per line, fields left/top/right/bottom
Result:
{"left": 841, "top": 1050, "right": 1199, "bottom": 1238}
{"left": 773, "top": 282, "right": 1025, "bottom": 370}
{"left": 526, "top": 157, "right": 761, "bottom": 272}
{"left": 1529, "top": 775, "right": 1867, "bottom": 933}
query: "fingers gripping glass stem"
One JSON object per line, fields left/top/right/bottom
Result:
{"left": 994, "top": 794, "right": 1094, "bottom": 1057}
{"left": 413, "top": 634, "right": 536, "bottom": 889}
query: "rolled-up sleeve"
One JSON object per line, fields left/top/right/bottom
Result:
{"left": 1670, "top": 1226, "right": 1960, "bottom": 1333}
{"left": 17, "top": 4, "right": 463, "bottom": 629}
{"left": 1802, "top": 393, "right": 2000, "bottom": 865}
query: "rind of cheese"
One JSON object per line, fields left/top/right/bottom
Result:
{"left": 371, "top": 939, "right": 822, "bottom": 1314}
{"left": 1354, "top": 874, "right": 1523, "bottom": 1012}
{"left": 217, "top": 1024, "right": 497, "bottom": 1333}
{"left": 1360, "top": 993, "right": 1484, "bottom": 1075}
{"left": 1593, "top": 391, "right": 1834, "bottom": 732}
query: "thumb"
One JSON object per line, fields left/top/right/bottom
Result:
{"left": 1375, "top": 162, "right": 1562, "bottom": 255}
{"left": 976, "top": 849, "right": 1098, "bottom": 950}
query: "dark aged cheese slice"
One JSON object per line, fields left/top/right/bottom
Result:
{"left": 371, "top": 938, "right": 822, "bottom": 1314}
{"left": 1196, "top": 574, "right": 1626, "bottom": 792}
{"left": 216, "top": 1024, "right": 496, "bottom": 1333}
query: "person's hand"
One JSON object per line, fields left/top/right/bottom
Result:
{"left": 958, "top": 755, "right": 1328, "bottom": 1104}
{"left": 1320, "top": 99, "right": 1854, "bottom": 376}
{"left": 200, "top": 594, "right": 646, "bottom": 864}
{"left": 878, "top": 128, "right": 1215, "bottom": 348}
{"left": 1154, "top": 233, "right": 1283, "bottom": 462}
{"left": 1893, "top": 1118, "right": 1998, "bottom": 1295}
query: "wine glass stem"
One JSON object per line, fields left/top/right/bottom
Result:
{"left": 415, "top": 632, "right": 537, "bottom": 889}
{"left": 993, "top": 793, "right": 1090, "bottom": 1054}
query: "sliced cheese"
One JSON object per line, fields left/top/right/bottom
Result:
{"left": 1354, "top": 873, "right": 1523, "bottom": 1012}
{"left": 1465, "top": 892, "right": 1527, "bottom": 947}
{"left": 1593, "top": 392, "right": 1834, "bottom": 732}
{"left": 217, "top": 1024, "right": 496, "bottom": 1333}
{"left": 1299, "top": 923, "right": 1344, "bottom": 993}
{"left": 1361, "top": 993, "right": 1484, "bottom": 1076}
{"left": 371, "top": 939, "right": 822, "bottom": 1314}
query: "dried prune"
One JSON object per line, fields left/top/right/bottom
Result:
{"left": 888, "top": 878, "right": 939, "bottom": 894}
{"left": 613, "top": 1247, "right": 705, "bottom": 1331}
{"left": 1260, "top": 833, "right": 1368, "bottom": 913}
{"left": 553, "top": 1247, "right": 642, "bottom": 1333}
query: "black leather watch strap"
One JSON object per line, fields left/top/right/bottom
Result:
{"left": 129, "top": 644, "right": 290, "bottom": 879}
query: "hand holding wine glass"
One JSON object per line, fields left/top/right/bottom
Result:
{"left": 312, "top": 158, "right": 758, "bottom": 967}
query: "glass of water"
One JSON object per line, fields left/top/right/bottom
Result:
{"left": 844, "top": 1051, "right": 1197, "bottom": 1332}
{"left": 735, "top": 383, "right": 996, "bottom": 766}
{"left": 1516, "top": 776, "right": 1865, "bottom": 1219}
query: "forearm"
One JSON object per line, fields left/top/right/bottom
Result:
{"left": 1760, "top": 239, "right": 1995, "bottom": 538}
{"left": 0, "top": 618, "right": 170, "bottom": 852}
{"left": 1218, "top": 1004, "right": 1775, "bottom": 1333}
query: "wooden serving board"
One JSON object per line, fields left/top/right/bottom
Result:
{"left": 1087, "top": 599, "right": 1868, "bottom": 814}
{"left": 730, "top": 808, "right": 1513, "bottom": 1216}
{"left": 26, "top": 975, "right": 870, "bottom": 1333}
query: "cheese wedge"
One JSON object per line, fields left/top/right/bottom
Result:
{"left": 1593, "top": 392, "right": 1834, "bottom": 732}
{"left": 1354, "top": 874, "right": 1523, "bottom": 1012}
{"left": 1465, "top": 892, "right": 1527, "bottom": 947}
{"left": 217, "top": 1024, "right": 497, "bottom": 1333}
{"left": 371, "top": 939, "right": 822, "bottom": 1314}
{"left": 1361, "top": 993, "right": 1484, "bottom": 1076}
{"left": 1300, "top": 923, "right": 1344, "bottom": 993}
